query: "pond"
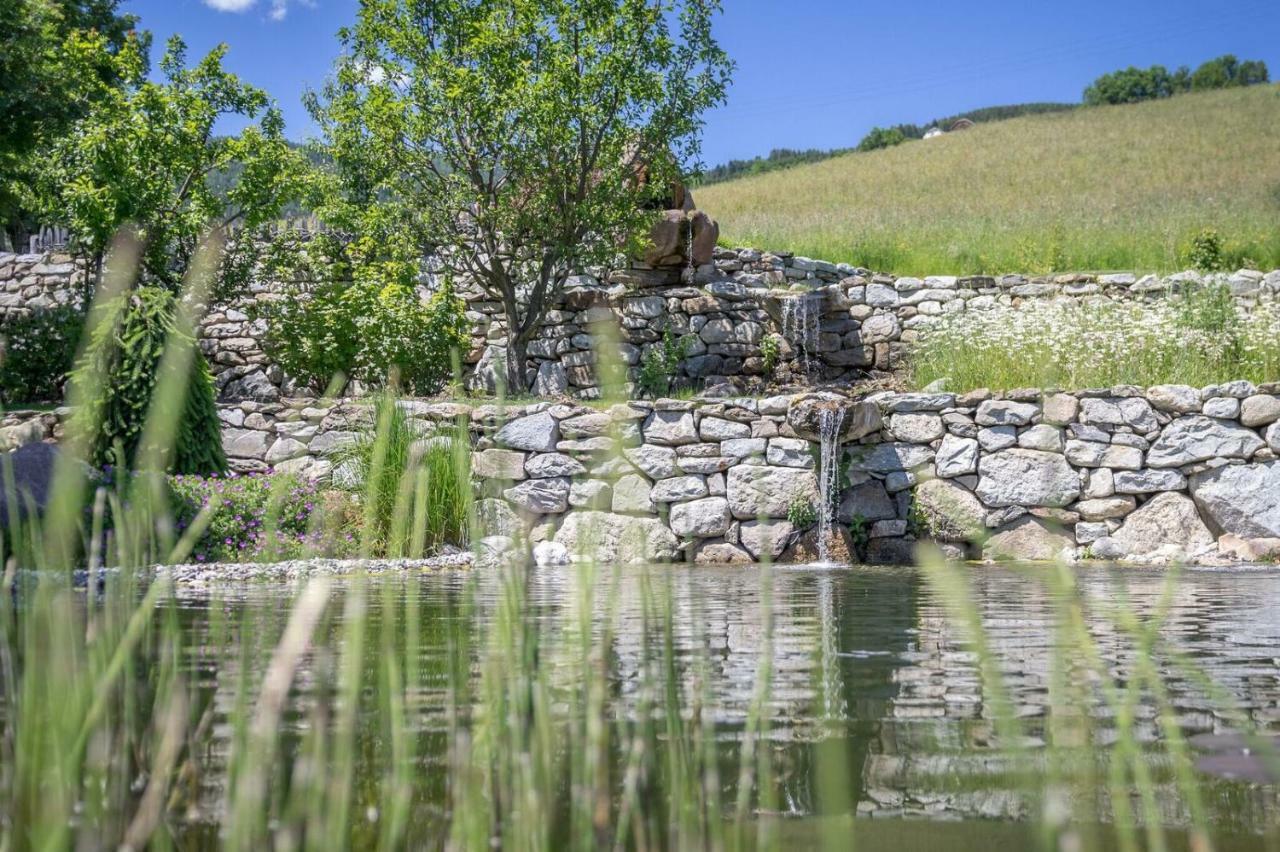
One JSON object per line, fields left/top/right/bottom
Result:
{"left": 142, "top": 562, "right": 1280, "bottom": 849}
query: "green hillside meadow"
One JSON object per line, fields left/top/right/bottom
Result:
{"left": 697, "top": 85, "right": 1280, "bottom": 276}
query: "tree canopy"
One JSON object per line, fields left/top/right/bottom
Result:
{"left": 0, "top": 0, "right": 149, "bottom": 248}
{"left": 308, "top": 0, "right": 733, "bottom": 392}
{"left": 30, "top": 35, "right": 306, "bottom": 293}
{"left": 1084, "top": 54, "right": 1269, "bottom": 106}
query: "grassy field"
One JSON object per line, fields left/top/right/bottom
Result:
{"left": 698, "top": 85, "right": 1280, "bottom": 276}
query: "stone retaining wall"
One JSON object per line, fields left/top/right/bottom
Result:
{"left": 5, "top": 382, "right": 1278, "bottom": 565}
{"left": 211, "top": 382, "right": 1280, "bottom": 566}
{"left": 4, "top": 248, "right": 1278, "bottom": 401}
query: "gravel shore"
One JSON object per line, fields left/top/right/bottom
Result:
{"left": 155, "top": 552, "right": 473, "bottom": 584}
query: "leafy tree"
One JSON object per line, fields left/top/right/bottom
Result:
{"left": 857, "top": 126, "right": 907, "bottom": 152}
{"left": 308, "top": 0, "right": 733, "bottom": 392}
{"left": 1083, "top": 65, "right": 1177, "bottom": 105}
{"left": 0, "top": 0, "right": 148, "bottom": 249}
{"left": 1190, "top": 54, "right": 1269, "bottom": 90}
{"left": 30, "top": 35, "right": 305, "bottom": 295}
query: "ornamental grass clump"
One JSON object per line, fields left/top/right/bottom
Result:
{"left": 910, "top": 294, "right": 1280, "bottom": 391}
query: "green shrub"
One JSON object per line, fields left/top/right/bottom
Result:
{"left": 258, "top": 235, "right": 469, "bottom": 396}
{"left": 786, "top": 498, "right": 817, "bottom": 529}
{"left": 1185, "top": 228, "right": 1226, "bottom": 272}
{"left": 759, "top": 333, "right": 781, "bottom": 372}
{"left": 856, "top": 126, "right": 907, "bottom": 152}
{"left": 637, "top": 327, "right": 691, "bottom": 399}
{"left": 332, "top": 395, "right": 471, "bottom": 556}
{"left": 0, "top": 305, "right": 85, "bottom": 405}
{"left": 71, "top": 286, "right": 226, "bottom": 474}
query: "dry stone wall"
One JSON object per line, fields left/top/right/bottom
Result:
{"left": 4, "top": 248, "right": 1278, "bottom": 401}
{"left": 5, "top": 382, "right": 1278, "bottom": 565}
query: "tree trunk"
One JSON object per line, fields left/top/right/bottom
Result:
{"left": 505, "top": 332, "right": 529, "bottom": 395}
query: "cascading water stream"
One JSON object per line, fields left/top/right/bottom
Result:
{"left": 780, "top": 293, "right": 821, "bottom": 382}
{"left": 816, "top": 404, "right": 847, "bottom": 565}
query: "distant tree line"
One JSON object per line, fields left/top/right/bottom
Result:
{"left": 699, "top": 53, "right": 1273, "bottom": 185}
{"left": 696, "top": 102, "right": 1077, "bottom": 183}
{"left": 1083, "top": 54, "right": 1269, "bottom": 106}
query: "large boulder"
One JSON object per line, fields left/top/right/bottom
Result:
{"left": 913, "top": 478, "right": 985, "bottom": 543}
{"left": 1146, "top": 416, "right": 1265, "bottom": 468}
{"left": 1105, "top": 492, "right": 1216, "bottom": 562}
{"left": 0, "top": 442, "right": 67, "bottom": 522}
{"left": 975, "top": 449, "right": 1080, "bottom": 508}
{"left": 726, "top": 464, "right": 819, "bottom": 520}
{"left": 643, "top": 209, "right": 688, "bottom": 266}
{"left": 787, "top": 394, "right": 883, "bottom": 443}
{"left": 554, "top": 511, "right": 680, "bottom": 563}
{"left": 689, "top": 210, "right": 719, "bottom": 266}
{"left": 1190, "top": 462, "right": 1280, "bottom": 538}
{"left": 983, "top": 517, "right": 1076, "bottom": 562}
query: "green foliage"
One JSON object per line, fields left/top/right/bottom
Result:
{"left": 759, "top": 333, "right": 781, "bottom": 372}
{"left": 0, "top": 1, "right": 147, "bottom": 245}
{"left": 1184, "top": 228, "right": 1226, "bottom": 272}
{"left": 169, "top": 471, "right": 353, "bottom": 563}
{"left": 71, "top": 286, "right": 226, "bottom": 474}
{"left": 847, "top": 513, "right": 870, "bottom": 561}
{"left": 1085, "top": 54, "right": 1268, "bottom": 105}
{"left": 786, "top": 498, "right": 817, "bottom": 529}
{"left": 258, "top": 234, "right": 469, "bottom": 396}
{"left": 636, "top": 326, "right": 691, "bottom": 399}
{"left": 0, "top": 305, "right": 86, "bottom": 405}
{"left": 857, "top": 126, "right": 907, "bottom": 152}
{"left": 333, "top": 396, "right": 472, "bottom": 557}
{"left": 30, "top": 35, "right": 305, "bottom": 292}
{"left": 1190, "top": 54, "right": 1269, "bottom": 91}
{"left": 309, "top": 0, "right": 732, "bottom": 390}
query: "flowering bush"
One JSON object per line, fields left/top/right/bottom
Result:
{"left": 169, "top": 470, "right": 357, "bottom": 563}
{"left": 910, "top": 295, "right": 1280, "bottom": 391}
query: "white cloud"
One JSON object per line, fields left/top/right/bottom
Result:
{"left": 200, "top": 0, "right": 313, "bottom": 20}
{"left": 202, "top": 0, "right": 257, "bottom": 11}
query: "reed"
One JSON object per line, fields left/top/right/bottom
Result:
{"left": 0, "top": 235, "right": 1275, "bottom": 850}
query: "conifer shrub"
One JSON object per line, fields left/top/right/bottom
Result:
{"left": 71, "top": 286, "right": 226, "bottom": 474}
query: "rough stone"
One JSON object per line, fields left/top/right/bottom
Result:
{"left": 913, "top": 478, "right": 985, "bottom": 542}
{"left": 612, "top": 473, "right": 655, "bottom": 513}
{"left": 975, "top": 400, "right": 1039, "bottom": 427}
{"left": 850, "top": 442, "right": 935, "bottom": 473}
{"left": 1146, "top": 416, "right": 1264, "bottom": 467}
{"left": 623, "top": 444, "right": 677, "bottom": 479}
{"left": 738, "top": 519, "right": 795, "bottom": 560}
{"left": 766, "top": 437, "right": 814, "bottom": 468}
{"left": 1073, "top": 496, "right": 1136, "bottom": 521}
{"left": 1017, "top": 424, "right": 1065, "bottom": 453}
{"left": 699, "top": 417, "right": 751, "bottom": 440}
{"left": 524, "top": 452, "right": 586, "bottom": 478}
{"left": 976, "top": 449, "right": 1080, "bottom": 508}
{"left": 1189, "top": 462, "right": 1280, "bottom": 538}
{"left": 670, "top": 497, "right": 732, "bottom": 538}
{"left": 1108, "top": 492, "right": 1216, "bottom": 561}
{"left": 838, "top": 480, "right": 897, "bottom": 523}
{"left": 787, "top": 395, "right": 882, "bottom": 442}
{"left": 691, "top": 540, "right": 754, "bottom": 565}
{"left": 554, "top": 511, "right": 679, "bottom": 563}
{"left": 726, "top": 464, "right": 819, "bottom": 520}
{"left": 935, "top": 435, "right": 979, "bottom": 477}
{"left": 888, "top": 412, "right": 945, "bottom": 443}
{"left": 651, "top": 475, "right": 709, "bottom": 502}
{"left": 473, "top": 448, "right": 527, "bottom": 480}
{"left": 1147, "top": 385, "right": 1201, "bottom": 414}
{"left": 643, "top": 410, "right": 699, "bottom": 446}
{"left": 503, "top": 477, "right": 571, "bottom": 514}
{"left": 983, "top": 517, "right": 1076, "bottom": 562}
{"left": 495, "top": 412, "right": 560, "bottom": 452}
{"left": 1114, "top": 469, "right": 1187, "bottom": 493}
{"left": 1241, "top": 395, "right": 1280, "bottom": 427}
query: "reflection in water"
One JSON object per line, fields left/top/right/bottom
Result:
{"left": 163, "top": 564, "right": 1280, "bottom": 842}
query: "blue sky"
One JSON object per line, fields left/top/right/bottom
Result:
{"left": 125, "top": 0, "right": 1280, "bottom": 167}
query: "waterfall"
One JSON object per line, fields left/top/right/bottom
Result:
{"left": 780, "top": 293, "right": 821, "bottom": 381}
{"left": 784, "top": 294, "right": 821, "bottom": 380}
{"left": 815, "top": 404, "right": 846, "bottom": 565}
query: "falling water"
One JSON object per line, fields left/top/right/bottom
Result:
{"left": 683, "top": 220, "right": 695, "bottom": 284}
{"left": 780, "top": 294, "right": 821, "bottom": 382}
{"left": 816, "top": 404, "right": 846, "bottom": 565}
